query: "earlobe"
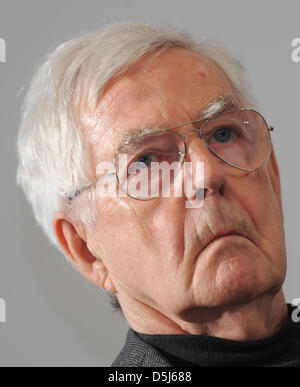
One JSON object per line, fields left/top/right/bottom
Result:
{"left": 93, "top": 260, "right": 117, "bottom": 293}
{"left": 52, "top": 213, "right": 117, "bottom": 293}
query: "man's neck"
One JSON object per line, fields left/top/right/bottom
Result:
{"left": 119, "top": 290, "right": 288, "bottom": 341}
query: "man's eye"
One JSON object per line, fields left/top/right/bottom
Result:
{"left": 128, "top": 153, "right": 157, "bottom": 174}
{"left": 211, "top": 126, "right": 237, "bottom": 144}
{"left": 135, "top": 153, "right": 154, "bottom": 168}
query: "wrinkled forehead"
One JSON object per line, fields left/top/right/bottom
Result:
{"left": 83, "top": 47, "right": 237, "bottom": 159}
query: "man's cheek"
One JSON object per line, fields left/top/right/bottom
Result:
{"left": 258, "top": 169, "right": 283, "bottom": 221}
{"left": 151, "top": 201, "right": 186, "bottom": 250}
{"left": 266, "top": 163, "right": 284, "bottom": 221}
{"left": 243, "top": 173, "right": 282, "bottom": 236}
{"left": 96, "top": 198, "right": 142, "bottom": 234}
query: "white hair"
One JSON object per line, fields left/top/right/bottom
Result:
{"left": 16, "top": 22, "right": 256, "bottom": 247}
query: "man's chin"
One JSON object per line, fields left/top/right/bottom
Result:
{"left": 192, "top": 239, "right": 272, "bottom": 309}
{"left": 213, "top": 255, "right": 263, "bottom": 305}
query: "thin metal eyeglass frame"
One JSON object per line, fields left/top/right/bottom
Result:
{"left": 69, "top": 108, "right": 274, "bottom": 201}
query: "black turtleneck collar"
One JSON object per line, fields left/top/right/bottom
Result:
{"left": 137, "top": 304, "right": 300, "bottom": 367}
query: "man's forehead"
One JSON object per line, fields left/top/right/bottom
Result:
{"left": 103, "top": 47, "right": 214, "bottom": 88}
{"left": 99, "top": 48, "right": 225, "bottom": 105}
{"left": 84, "top": 48, "right": 237, "bottom": 155}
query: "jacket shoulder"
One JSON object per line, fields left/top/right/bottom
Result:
{"left": 111, "top": 329, "right": 172, "bottom": 367}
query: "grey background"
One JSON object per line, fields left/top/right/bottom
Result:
{"left": 0, "top": 0, "right": 299, "bottom": 366}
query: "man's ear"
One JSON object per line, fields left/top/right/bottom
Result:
{"left": 53, "top": 213, "right": 116, "bottom": 293}
{"left": 267, "top": 149, "right": 284, "bottom": 220}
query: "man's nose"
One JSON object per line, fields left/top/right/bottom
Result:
{"left": 184, "top": 134, "right": 226, "bottom": 201}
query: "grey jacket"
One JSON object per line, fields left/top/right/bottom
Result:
{"left": 111, "top": 329, "right": 172, "bottom": 367}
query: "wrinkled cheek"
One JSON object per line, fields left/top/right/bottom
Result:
{"left": 240, "top": 169, "right": 282, "bottom": 235}
{"left": 89, "top": 197, "right": 160, "bottom": 288}
{"left": 232, "top": 170, "right": 286, "bottom": 282}
{"left": 91, "top": 197, "right": 140, "bottom": 258}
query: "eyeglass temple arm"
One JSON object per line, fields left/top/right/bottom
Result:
{"left": 67, "top": 171, "right": 116, "bottom": 202}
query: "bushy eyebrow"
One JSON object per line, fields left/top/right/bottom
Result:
{"left": 120, "top": 94, "right": 240, "bottom": 144}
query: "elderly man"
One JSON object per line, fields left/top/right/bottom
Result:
{"left": 17, "top": 23, "right": 300, "bottom": 367}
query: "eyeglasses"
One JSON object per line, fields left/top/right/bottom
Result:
{"left": 69, "top": 108, "right": 273, "bottom": 201}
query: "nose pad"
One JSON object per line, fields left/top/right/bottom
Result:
{"left": 182, "top": 131, "right": 226, "bottom": 205}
